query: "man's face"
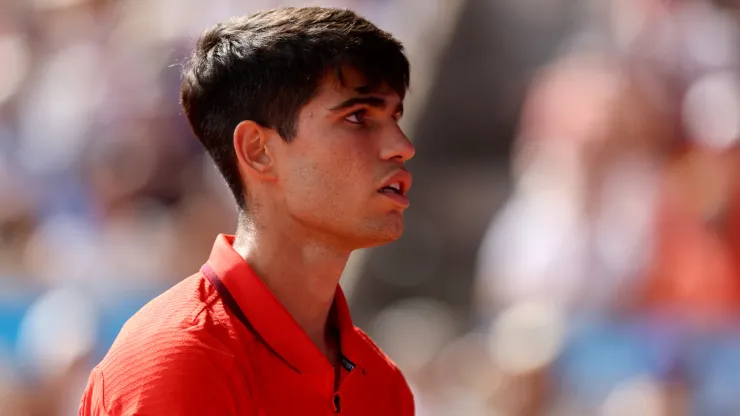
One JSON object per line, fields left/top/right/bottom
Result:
{"left": 271, "top": 66, "right": 415, "bottom": 249}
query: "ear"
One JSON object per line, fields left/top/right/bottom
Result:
{"left": 234, "top": 120, "right": 277, "bottom": 180}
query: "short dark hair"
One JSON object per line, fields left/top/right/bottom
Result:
{"left": 180, "top": 7, "right": 410, "bottom": 210}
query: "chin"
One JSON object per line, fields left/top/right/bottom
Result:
{"left": 355, "top": 216, "right": 405, "bottom": 248}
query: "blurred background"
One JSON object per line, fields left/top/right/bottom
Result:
{"left": 1, "top": 0, "right": 740, "bottom": 414}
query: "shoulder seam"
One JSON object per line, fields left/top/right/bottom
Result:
{"left": 194, "top": 274, "right": 221, "bottom": 322}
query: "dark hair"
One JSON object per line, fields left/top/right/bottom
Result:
{"left": 180, "top": 7, "right": 410, "bottom": 210}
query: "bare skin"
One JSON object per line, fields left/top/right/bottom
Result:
{"left": 231, "top": 65, "right": 415, "bottom": 371}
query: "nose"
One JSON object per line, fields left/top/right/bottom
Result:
{"left": 380, "top": 126, "right": 415, "bottom": 163}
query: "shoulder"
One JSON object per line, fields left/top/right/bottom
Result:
{"left": 101, "top": 272, "right": 238, "bottom": 374}
{"left": 103, "top": 272, "right": 236, "bottom": 363}
{"left": 83, "top": 273, "right": 240, "bottom": 415}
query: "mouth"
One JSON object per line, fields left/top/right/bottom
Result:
{"left": 378, "top": 182, "right": 404, "bottom": 196}
{"left": 377, "top": 170, "right": 412, "bottom": 208}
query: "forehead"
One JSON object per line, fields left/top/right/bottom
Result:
{"left": 311, "top": 65, "right": 403, "bottom": 105}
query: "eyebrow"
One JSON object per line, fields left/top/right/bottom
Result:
{"left": 329, "top": 96, "right": 404, "bottom": 116}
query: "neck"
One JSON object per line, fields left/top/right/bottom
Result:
{"left": 232, "top": 213, "right": 350, "bottom": 358}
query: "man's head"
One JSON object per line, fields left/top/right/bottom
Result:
{"left": 181, "top": 7, "right": 414, "bottom": 249}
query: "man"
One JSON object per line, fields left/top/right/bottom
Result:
{"left": 79, "top": 7, "right": 415, "bottom": 415}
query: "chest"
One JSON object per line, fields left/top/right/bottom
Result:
{"left": 235, "top": 349, "right": 407, "bottom": 416}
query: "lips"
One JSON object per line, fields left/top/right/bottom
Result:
{"left": 378, "top": 170, "right": 411, "bottom": 195}
{"left": 377, "top": 170, "right": 412, "bottom": 208}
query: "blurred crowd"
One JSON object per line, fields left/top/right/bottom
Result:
{"left": 441, "top": 0, "right": 740, "bottom": 414}
{"left": 0, "top": 0, "right": 453, "bottom": 414}
{"left": 1, "top": 0, "right": 740, "bottom": 415}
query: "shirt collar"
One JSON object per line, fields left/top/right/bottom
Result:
{"left": 205, "top": 234, "right": 362, "bottom": 374}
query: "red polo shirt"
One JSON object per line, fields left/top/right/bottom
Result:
{"left": 79, "top": 234, "right": 414, "bottom": 415}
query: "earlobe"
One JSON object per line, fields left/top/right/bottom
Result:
{"left": 234, "top": 120, "right": 276, "bottom": 179}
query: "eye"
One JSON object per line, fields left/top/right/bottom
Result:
{"left": 344, "top": 109, "right": 367, "bottom": 124}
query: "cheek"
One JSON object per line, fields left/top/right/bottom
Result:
{"left": 292, "top": 161, "right": 362, "bottom": 197}
{"left": 290, "top": 160, "right": 335, "bottom": 198}
{"left": 285, "top": 145, "right": 373, "bottom": 211}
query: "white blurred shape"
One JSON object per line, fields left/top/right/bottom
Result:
{"left": 16, "top": 288, "right": 97, "bottom": 379}
{"left": 681, "top": 1, "right": 738, "bottom": 69}
{"left": 477, "top": 147, "right": 588, "bottom": 308}
{"left": 488, "top": 301, "right": 566, "bottom": 375}
{"left": 0, "top": 34, "right": 29, "bottom": 104}
{"left": 592, "top": 155, "right": 658, "bottom": 304}
{"left": 19, "top": 43, "right": 105, "bottom": 173}
{"left": 601, "top": 375, "right": 666, "bottom": 416}
{"left": 478, "top": 197, "right": 586, "bottom": 306}
{"left": 683, "top": 72, "right": 740, "bottom": 149}
{"left": 18, "top": 42, "right": 105, "bottom": 174}
{"left": 370, "top": 298, "right": 456, "bottom": 375}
